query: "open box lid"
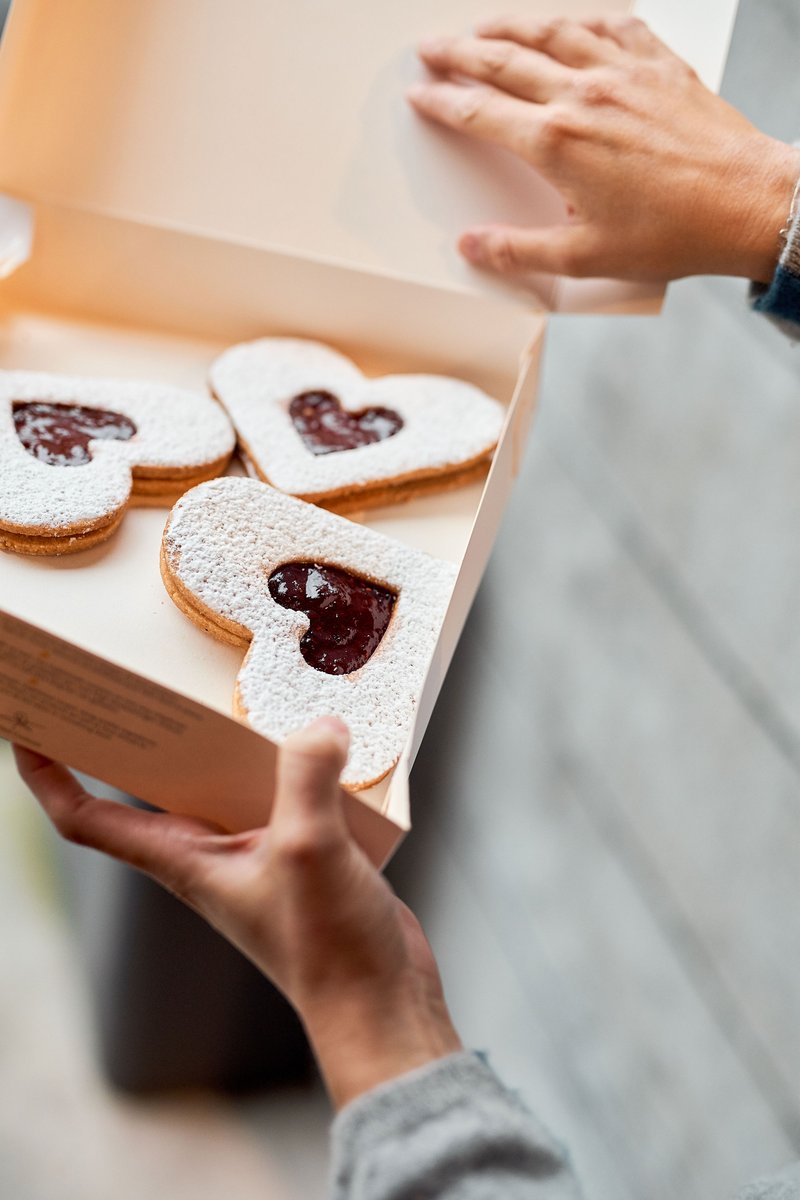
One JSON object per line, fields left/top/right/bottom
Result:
{"left": 0, "top": 0, "right": 738, "bottom": 316}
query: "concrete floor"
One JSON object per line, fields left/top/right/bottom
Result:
{"left": 3, "top": 1, "right": 800, "bottom": 1197}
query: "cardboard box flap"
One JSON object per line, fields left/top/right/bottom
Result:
{"left": 0, "top": 0, "right": 737, "bottom": 313}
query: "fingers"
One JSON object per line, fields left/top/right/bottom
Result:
{"left": 578, "top": 15, "right": 668, "bottom": 57}
{"left": 271, "top": 718, "right": 350, "bottom": 849}
{"left": 13, "top": 746, "right": 217, "bottom": 898}
{"left": 475, "top": 15, "right": 621, "bottom": 68}
{"left": 14, "top": 747, "right": 87, "bottom": 825}
{"left": 407, "top": 80, "right": 539, "bottom": 159}
{"left": 459, "top": 222, "right": 597, "bottom": 278}
{"left": 418, "top": 34, "right": 570, "bottom": 104}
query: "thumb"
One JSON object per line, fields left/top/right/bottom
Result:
{"left": 459, "top": 222, "right": 594, "bottom": 278}
{"left": 271, "top": 717, "right": 351, "bottom": 844}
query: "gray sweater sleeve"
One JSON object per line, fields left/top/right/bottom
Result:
{"left": 735, "top": 1164, "right": 800, "bottom": 1200}
{"left": 329, "top": 1050, "right": 582, "bottom": 1199}
{"left": 329, "top": 1050, "right": 800, "bottom": 1200}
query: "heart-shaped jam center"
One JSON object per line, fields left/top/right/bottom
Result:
{"left": 268, "top": 561, "right": 396, "bottom": 675}
{"left": 289, "top": 390, "right": 403, "bottom": 456}
{"left": 13, "top": 401, "right": 137, "bottom": 467}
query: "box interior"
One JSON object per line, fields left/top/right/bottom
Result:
{"left": 0, "top": 204, "right": 543, "bottom": 829}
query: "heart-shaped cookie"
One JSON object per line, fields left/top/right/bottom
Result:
{"left": 0, "top": 370, "right": 236, "bottom": 555}
{"left": 161, "top": 477, "right": 457, "bottom": 789}
{"left": 209, "top": 338, "right": 505, "bottom": 510}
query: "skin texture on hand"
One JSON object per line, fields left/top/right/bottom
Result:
{"left": 13, "top": 720, "right": 462, "bottom": 1110}
{"left": 408, "top": 15, "right": 800, "bottom": 284}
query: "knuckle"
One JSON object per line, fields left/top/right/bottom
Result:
{"left": 457, "top": 89, "right": 485, "bottom": 126}
{"left": 535, "top": 106, "right": 575, "bottom": 153}
{"left": 488, "top": 234, "right": 523, "bottom": 273}
{"left": 603, "top": 14, "right": 642, "bottom": 37}
{"left": 276, "top": 827, "right": 335, "bottom": 868}
{"left": 48, "top": 800, "right": 92, "bottom": 848}
{"left": 480, "top": 39, "right": 514, "bottom": 77}
{"left": 657, "top": 50, "right": 695, "bottom": 81}
{"left": 626, "top": 60, "right": 658, "bottom": 88}
{"left": 55, "top": 810, "right": 88, "bottom": 846}
{"left": 574, "top": 72, "right": 620, "bottom": 108}
{"left": 538, "top": 16, "right": 568, "bottom": 40}
{"left": 277, "top": 835, "right": 320, "bottom": 868}
{"left": 658, "top": 56, "right": 697, "bottom": 89}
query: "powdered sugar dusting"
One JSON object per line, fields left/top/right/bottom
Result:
{"left": 163, "top": 477, "right": 457, "bottom": 788}
{"left": 0, "top": 371, "right": 235, "bottom": 532}
{"left": 209, "top": 338, "right": 504, "bottom": 499}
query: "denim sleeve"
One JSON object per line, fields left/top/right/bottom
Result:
{"left": 751, "top": 192, "right": 800, "bottom": 339}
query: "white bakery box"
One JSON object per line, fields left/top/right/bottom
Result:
{"left": 0, "top": 0, "right": 737, "bottom": 865}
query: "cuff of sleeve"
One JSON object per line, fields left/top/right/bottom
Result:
{"left": 329, "top": 1050, "right": 573, "bottom": 1198}
{"left": 332, "top": 1050, "right": 529, "bottom": 1131}
{"left": 751, "top": 197, "right": 800, "bottom": 339}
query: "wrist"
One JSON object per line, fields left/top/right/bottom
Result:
{"left": 302, "top": 974, "right": 463, "bottom": 1110}
{"left": 731, "top": 135, "right": 800, "bottom": 283}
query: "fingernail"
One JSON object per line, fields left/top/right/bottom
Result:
{"left": 418, "top": 36, "right": 446, "bottom": 56}
{"left": 459, "top": 232, "right": 486, "bottom": 263}
{"left": 308, "top": 716, "right": 350, "bottom": 749}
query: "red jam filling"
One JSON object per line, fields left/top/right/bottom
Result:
{"left": 13, "top": 401, "right": 137, "bottom": 466}
{"left": 288, "top": 390, "right": 402, "bottom": 456}
{"left": 268, "top": 561, "right": 396, "bottom": 675}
